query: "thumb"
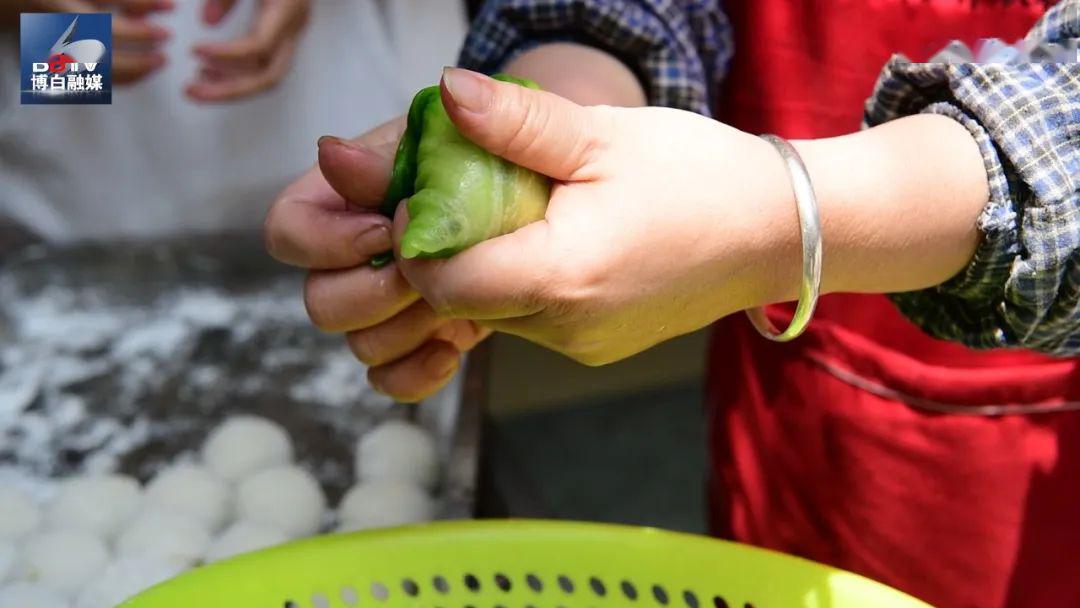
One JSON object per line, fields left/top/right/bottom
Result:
{"left": 393, "top": 203, "right": 552, "bottom": 321}
{"left": 439, "top": 67, "right": 607, "bottom": 181}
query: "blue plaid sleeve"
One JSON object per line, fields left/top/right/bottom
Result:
{"left": 458, "top": 0, "right": 733, "bottom": 116}
{"left": 866, "top": 0, "right": 1080, "bottom": 354}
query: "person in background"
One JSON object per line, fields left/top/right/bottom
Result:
{"left": 265, "top": 1, "right": 1080, "bottom": 606}
{"left": 0, "top": 0, "right": 466, "bottom": 242}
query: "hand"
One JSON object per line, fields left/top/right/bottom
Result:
{"left": 392, "top": 68, "right": 803, "bottom": 366}
{"left": 186, "top": 0, "right": 311, "bottom": 102}
{"left": 395, "top": 69, "right": 990, "bottom": 366}
{"left": 264, "top": 116, "right": 489, "bottom": 402}
{"left": 34, "top": 0, "right": 173, "bottom": 85}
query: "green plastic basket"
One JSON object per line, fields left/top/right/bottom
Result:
{"left": 120, "top": 520, "right": 929, "bottom": 608}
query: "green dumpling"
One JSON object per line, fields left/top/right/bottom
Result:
{"left": 380, "top": 74, "right": 551, "bottom": 260}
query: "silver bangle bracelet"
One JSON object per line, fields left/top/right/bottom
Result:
{"left": 744, "top": 134, "right": 823, "bottom": 342}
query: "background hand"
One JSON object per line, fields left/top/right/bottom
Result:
{"left": 264, "top": 116, "right": 489, "bottom": 402}
{"left": 35, "top": 0, "right": 173, "bottom": 85}
{"left": 186, "top": 0, "right": 311, "bottom": 102}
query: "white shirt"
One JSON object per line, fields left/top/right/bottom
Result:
{"left": 0, "top": 0, "right": 466, "bottom": 241}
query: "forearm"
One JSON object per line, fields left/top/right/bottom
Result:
{"left": 757, "top": 114, "right": 988, "bottom": 304}
{"left": 502, "top": 42, "right": 647, "bottom": 107}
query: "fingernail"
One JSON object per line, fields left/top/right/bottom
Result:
{"left": 318, "top": 135, "right": 364, "bottom": 151}
{"left": 366, "top": 371, "right": 385, "bottom": 394}
{"left": 441, "top": 67, "right": 492, "bottom": 114}
{"left": 355, "top": 224, "right": 391, "bottom": 255}
{"left": 424, "top": 345, "right": 458, "bottom": 378}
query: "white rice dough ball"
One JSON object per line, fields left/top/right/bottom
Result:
{"left": 116, "top": 509, "right": 211, "bottom": 568}
{"left": 144, "top": 465, "right": 231, "bottom": 532}
{"left": 21, "top": 529, "right": 109, "bottom": 595}
{"left": 355, "top": 420, "right": 439, "bottom": 490}
{"left": 0, "top": 485, "right": 42, "bottom": 540}
{"left": 74, "top": 555, "right": 184, "bottom": 608}
{"left": 47, "top": 475, "right": 141, "bottom": 540}
{"left": 201, "top": 416, "right": 294, "bottom": 481}
{"left": 0, "top": 541, "right": 15, "bottom": 584}
{"left": 0, "top": 582, "right": 71, "bottom": 608}
{"left": 203, "top": 521, "right": 289, "bottom": 563}
{"left": 336, "top": 480, "right": 435, "bottom": 532}
{"left": 236, "top": 466, "right": 325, "bottom": 538}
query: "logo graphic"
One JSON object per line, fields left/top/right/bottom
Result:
{"left": 20, "top": 13, "right": 112, "bottom": 105}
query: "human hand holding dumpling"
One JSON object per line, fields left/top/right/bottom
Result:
{"left": 379, "top": 74, "right": 551, "bottom": 261}
{"left": 267, "top": 66, "right": 801, "bottom": 389}
{"left": 263, "top": 72, "right": 554, "bottom": 401}
{"left": 268, "top": 64, "right": 988, "bottom": 391}
{"left": 265, "top": 114, "right": 489, "bottom": 403}
{"left": 394, "top": 68, "right": 806, "bottom": 365}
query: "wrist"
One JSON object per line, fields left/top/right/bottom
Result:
{"left": 792, "top": 114, "right": 987, "bottom": 297}
{"left": 705, "top": 131, "right": 805, "bottom": 313}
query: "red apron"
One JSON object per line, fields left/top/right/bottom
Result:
{"left": 708, "top": 2, "right": 1080, "bottom": 607}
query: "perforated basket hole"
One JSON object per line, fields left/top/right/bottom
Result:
{"left": 653, "top": 584, "right": 670, "bottom": 605}
{"left": 340, "top": 586, "right": 359, "bottom": 606}
{"left": 526, "top": 573, "right": 543, "bottom": 592}
{"left": 557, "top": 575, "right": 575, "bottom": 594}
{"left": 432, "top": 575, "right": 450, "bottom": 594}
{"left": 271, "top": 569, "right": 751, "bottom": 608}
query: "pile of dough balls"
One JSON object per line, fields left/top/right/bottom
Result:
{"left": 0, "top": 415, "right": 442, "bottom": 607}
{"left": 339, "top": 420, "right": 439, "bottom": 532}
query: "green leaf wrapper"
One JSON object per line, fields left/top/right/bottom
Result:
{"left": 380, "top": 74, "right": 552, "bottom": 259}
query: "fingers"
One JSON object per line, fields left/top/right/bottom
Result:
{"left": 111, "top": 50, "right": 166, "bottom": 84}
{"left": 367, "top": 340, "right": 460, "bottom": 403}
{"left": 264, "top": 193, "right": 392, "bottom": 270}
{"left": 202, "top": 0, "right": 238, "bottom": 25}
{"left": 394, "top": 205, "right": 552, "bottom": 320}
{"left": 264, "top": 116, "right": 405, "bottom": 269}
{"left": 189, "top": 0, "right": 310, "bottom": 102}
{"left": 103, "top": 0, "right": 174, "bottom": 16}
{"left": 440, "top": 67, "right": 609, "bottom": 181}
{"left": 186, "top": 38, "right": 296, "bottom": 102}
{"left": 103, "top": 7, "right": 171, "bottom": 85}
{"left": 304, "top": 264, "right": 418, "bottom": 333}
{"left": 193, "top": 0, "right": 306, "bottom": 63}
{"left": 434, "top": 320, "right": 491, "bottom": 353}
{"left": 345, "top": 302, "right": 489, "bottom": 366}
{"left": 345, "top": 300, "right": 444, "bottom": 366}
{"left": 111, "top": 13, "right": 171, "bottom": 44}
{"left": 317, "top": 135, "right": 398, "bottom": 210}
